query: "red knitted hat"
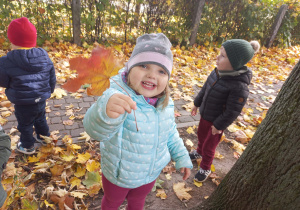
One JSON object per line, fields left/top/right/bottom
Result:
{"left": 7, "top": 17, "right": 37, "bottom": 47}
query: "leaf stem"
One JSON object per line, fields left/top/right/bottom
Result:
{"left": 111, "top": 78, "right": 139, "bottom": 131}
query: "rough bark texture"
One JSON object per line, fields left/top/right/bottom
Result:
{"left": 265, "top": 4, "right": 288, "bottom": 48}
{"left": 189, "top": 0, "right": 205, "bottom": 46}
{"left": 194, "top": 60, "right": 300, "bottom": 209}
{"left": 72, "top": 0, "right": 81, "bottom": 46}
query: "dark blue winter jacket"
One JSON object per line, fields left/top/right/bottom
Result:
{"left": 0, "top": 48, "right": 56, "bottom": 105}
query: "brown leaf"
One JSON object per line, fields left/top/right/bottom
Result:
{"left": 173, "top": 182, "right": 192, "bottom": 201}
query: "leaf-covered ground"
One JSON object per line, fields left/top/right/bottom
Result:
{"left": 0, "top": 42, "right": 299, "bottom": 209}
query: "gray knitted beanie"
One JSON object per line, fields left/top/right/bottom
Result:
{"left": 127, "top": 33, "right": 173, "bottom": 76}
{"left": 222, "top": 39, "right": 259, "bottom": 70}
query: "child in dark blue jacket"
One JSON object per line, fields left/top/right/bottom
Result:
{"left": 0, "top": 17, "right": 56, "bottom": 154}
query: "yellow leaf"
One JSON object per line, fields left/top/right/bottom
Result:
{"left": 231, "top": 140, "right": 246, "bottom": 155}
{"left": 44, "top": 200, "right": 55, "bottom": 208}
{"left": 157, "top": 28, "right": 162, "bottom": 33}
{"left": 70, "top": 144, "right": 81, "bottom": 150}
{"left": 193, "top": 180, "right": 203, "bottom": 187}
{"left": 86, "top": 160, "right": 100, "bottom": 172}
{"left": 227, "top": 124, "right": 241, "bottom": 132}
{"left": 76, "top": 152, "right": 91, "bottom": 164}
{"left": 54, "top": 147, "right": 64, "bottom": 154}
{"left": 211, "top": 164, "right": 215, "bottom": 172}
{"left": 78, "top": 132, "right": 91, "bottom": 141}
{"left": 28, "top": 155, "right": 40, "bottom": 163}
{"left": 156, "top": 189, "right": 167, "bottom": 199}
{"left": 70, "top": 191, "right": 87, "bottom": 199}
{"left": 1, "top": 111, "right": 12, "bottom": 117}
{"left": 74, "top": 164, "right": 86, "bottom": 177}
{"left": 185, "top": 56, "right": 194, "bottom": 63}
{"left": 70, "top": 177, "right": 81, "bottom": 188}
{"left": 173, "top": 182, "right": 192, "bottom": 201}
{"left": 243, "top": 114, "right": 251, "bottom": 122}
{"left": 186, "top": 126, "right": 195, "bottom": 134}
{"left": 185, "top": 139, "right": 194, "bottom": 147}
{"left": 2, "top": 177, "right": 14, "bottom": 184}
{"left": 244, "top": 129, "right": 255, "bottom": 138}
{"left": 165, "top": 174, "right": 172, "bottom": 180}
{"left": 214, "top": 151, "right": 224, "bottom": 159}
{"left": 61, "top": 153, "right": 76, "bottom": 162}
{"left": 51, "top": 88, "right": 67, "bottom": 99}
{"left": 0, "top": 117, "right": 8, "bottom": 125}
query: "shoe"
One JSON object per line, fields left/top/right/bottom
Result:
{"left": 16, "top": 142, "right": 36, "bottom": 155}
{"left": 189, "top": 150, "right": 202, "bottom": 161}
{"left": 36, "top": 138, "right": 47, "bottom": 146}
{"left": 194, "top": 168, "right": 211, "bottom": 182}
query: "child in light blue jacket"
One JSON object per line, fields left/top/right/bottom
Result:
{"left": 83, "top": 33, "right": 192, "bottom": 210}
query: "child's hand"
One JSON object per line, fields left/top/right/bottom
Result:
{"left": 191, "top": 106, "right": 198, "bottom": 116}
{"left": 211, "top": 125, "right": 222, "bottom": 135}
{"left": 106, "top": 93, "right": 137, "bottom": 119}
{"left": 180, "top": 167, "right": 191, "bottom": 180}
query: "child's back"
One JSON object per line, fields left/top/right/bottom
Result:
{"left": 0, "top": 47, "right": 56, "bottom": 105}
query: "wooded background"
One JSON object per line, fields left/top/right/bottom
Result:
{"left": 0, "top": 0, "right": 299, "bottom": 47}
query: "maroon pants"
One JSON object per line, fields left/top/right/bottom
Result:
{"left": 101, "top": 175, "right": 156, "bottom": 210}
{"left": 197, "top": 118, "right": 223, "bottom": 170}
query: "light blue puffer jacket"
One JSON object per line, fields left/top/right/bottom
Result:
{"left": 83, "top": 68, "right": 193, "bottom": 188}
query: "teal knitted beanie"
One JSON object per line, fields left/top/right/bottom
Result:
{"left": 222, "top": 39, "right": 258, "bottom": 70}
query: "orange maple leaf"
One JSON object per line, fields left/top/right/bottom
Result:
{"left": 62, "top": 46, "right": 123, "bottom": 96}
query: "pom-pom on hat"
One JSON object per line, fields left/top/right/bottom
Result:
{"left": 127, "top": 33, "right": 173, "bottom": 77}
{"left": 7, "top": 17, "right": 37, "bottom": 48}
{"left": 222, "top": 39, "right": 260, "bottom": 70}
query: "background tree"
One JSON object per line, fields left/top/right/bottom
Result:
{"left": 189, "top": 0, "right": 205, "bottom": 46}
{"left": 72, "top": 0, "right": 81, "bottom": 46}
{"left": 193, "top": 60, "right": 300, "bottom": 209}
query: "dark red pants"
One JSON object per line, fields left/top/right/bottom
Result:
{"left": 101, "top": 175, "right": 156, "bottom": 210}
{"left": 197, "top": 118, "right": 223, "bottom": 170}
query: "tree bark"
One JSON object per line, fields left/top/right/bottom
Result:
{"left": 265, "top": 4, "right": 288, "bottom": 48}
{"left": 189, "top": 0, "right": 205, "bottom": 46}
{"left": 72, "top": 0, "right": 81, "bottom": 46}
{"left": 194, "top": 60, "right": 300, "bottom": 209}
{"left": 134, "top": 2, "right": 141, "bottom": 27}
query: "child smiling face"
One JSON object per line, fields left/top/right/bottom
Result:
{"left": 128, "top": 63, "right": 169, "bottom": 98}
{"left": 216, "top": 47, "right": 234, "bottom": 71}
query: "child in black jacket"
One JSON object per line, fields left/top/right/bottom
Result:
{"left": 191, "top": 39, "right": 260, "bottom": 182}
{"left": 0, "top": 17, "right": 56, "bottom": 154}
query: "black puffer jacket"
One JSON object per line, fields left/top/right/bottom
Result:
{"left": 194, "top": 68, "right": 252, "bottom": 130}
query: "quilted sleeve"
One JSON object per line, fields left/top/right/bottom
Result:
{"left": 167, "top": 110, "right": 193, "bottom": 170}
{"left": 83, "top": 89, "right": 128, "bottom": 142}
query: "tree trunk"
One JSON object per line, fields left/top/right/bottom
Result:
{"left": 72, "top": 0, "right": 81, "bottom": 46}
{"left": 265, "top": 4, "right": 288, "bottom": 48}
{"left": 194, "top": 60, "right": 300, "bottom": 209}
{"left": 134, "top": 2, "right": 141, "bottom": 27}
{"left": 189, "top": 0, "right": 205, "bottom": 46}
